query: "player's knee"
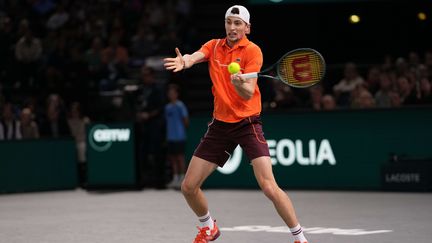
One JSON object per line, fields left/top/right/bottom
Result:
{"left": 260, "top": 181, "right": 278, "bottom": 201}
{"left": 180, "top": 179, "right": 198, "bottom": 196}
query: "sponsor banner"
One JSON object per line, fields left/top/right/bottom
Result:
{"left": 0, "top": 139, "right": 77, "bottom": 193}
{"left": 186, "top": 108, "right": 432, "bottom": 189}
{"left": 381, "top": 161, "right": 432, "bottom": 191}
{"left": 89, "top": 124, "right": 131, "bottom": 152}
{"left": 87, "top": 123, "right": 136, "bottom": 186}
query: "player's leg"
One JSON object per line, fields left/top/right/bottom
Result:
{"left": 182, "top": 156, "right": 221, "bottom": 242}
{"left": 185, "top": 118, "right": 235, "bottom": 242}
{"left": 251, "top": 156, "right": 308, "bottom": 243}
{"left": 181, "top": 155, "right": 217, "bottom": 216}
{"left": 251, "top": 156, "right": 299, "bottom": 226}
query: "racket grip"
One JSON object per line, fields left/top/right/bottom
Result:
{"left": 239, "top": 72, "right": 258, "bottom": 79}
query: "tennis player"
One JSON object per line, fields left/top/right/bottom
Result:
{"left": 164, "top": 5, "right": 309, "bottom": 243}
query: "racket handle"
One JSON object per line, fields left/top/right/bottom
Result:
{"left": 239, "top": 72, "right": 258, "bottom": 79}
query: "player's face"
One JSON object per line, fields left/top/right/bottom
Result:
{"left": 225, "top": 16, "right": 250, "bottom": 46}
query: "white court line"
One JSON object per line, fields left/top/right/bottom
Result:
{"left": 220, "top": 225, "right": 393, "bottom": 236}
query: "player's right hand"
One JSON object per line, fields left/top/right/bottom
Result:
{"left": 163, "top": 47, "right": 185, "bottom": 72}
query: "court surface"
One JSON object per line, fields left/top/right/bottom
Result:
{"left": 0, "top": 189, "right": 431, "bottom": 243}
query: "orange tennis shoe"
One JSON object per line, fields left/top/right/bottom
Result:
{"left": 193, "top": 221, "right": 220, "bottom": 243}
{"left": 294, "top": 241, "right": 308, "bottom": 243}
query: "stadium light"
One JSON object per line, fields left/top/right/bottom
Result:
{"left": 417, "top": 12, "right": 427, "bottom": 21}
{"left": 349, "top": 14, "right": 360, "bottom": 24}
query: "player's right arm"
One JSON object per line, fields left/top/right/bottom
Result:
{"left": 164, "top": 47, "right": 205, "bottom": 72}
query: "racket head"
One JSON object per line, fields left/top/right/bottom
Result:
{"left": 276, "top": 48, "right": 326, "bottom": 88}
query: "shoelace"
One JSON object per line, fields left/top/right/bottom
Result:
{"left": 194, "top": 226, "right": 211, "bottom": 242}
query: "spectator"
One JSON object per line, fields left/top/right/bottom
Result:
{"left": 418, "top": 78, "right": 432, "bottom": 104}
{"left": 135, "top": 65, "right": 165, "bottom": 187}
{"left": 307, "top": 84, "right": 324, "bottom": 110}
{"left": 99, "top": 35, "right": 129, "bottom": 91}
{"left": 0, "top": 103, "right": 22, "bottom": 140}
{"left": 44, "top": 34, "right": 67, "bottom": 92}
{"left": 389, "top": 91, "right": 402, "bottom": 107}
{"left": 164, "top": 83, "right": 189, "bottom": 189}
{"left": 351, "top": 88, "right": 375, "bottom": 109}
{"left": 101, "top": 35, "right": 129, "bottom": 66}
{"left": 321, "top": 94, "right": 337, "bottom": 111}
{"left": 22, "top": 95, "right": 43, "bottom": 126}
{"left": 410, "top": 78, "right": 432, "bottom": 105}
{"left": 106, "top": 94, "right": 135, "bottom": 122}
{"left": 270, "top": 79, "right": 302, "bottom": 109}
{"left": 394, "top": 57, "right": 410, "bottom": 78}
{"left": 416, "top": 64, "right": 429, "bottom": 80}
{"left": 84, "top": 36, "right": 104, "bottom": 88}
{"left": 15, "top": 28, "right": 42, "bottom": 89}
{"left": 364, "top": 65, "right": 381, "bottom": 94}
{"left": 395, "top": 75, "right": 415, "bottom": 105}
{"left": 39, "top": 94, "right": 71, "bottom": 138}
{"left": 374, "top": 72, "right": 394, "bottom": 108}
{"left": 408, "top": 51, "right": 421, "bottom": 73}
{"left": 67, "top": 101, "right": 90, "bottom": 187}
{"left": 0, "top": 15, "right": 14, "bottom": 87}
{"left": 333, "top": 62, "right": 365, "bottom": 107}
{"left": 64, "top": 46, "right": 89, "bottom": 101}
{"left": 20, "top": 107, "right": 40, "bottom": 139}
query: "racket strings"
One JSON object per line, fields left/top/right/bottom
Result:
{"left": 278, "top": 50, "right": 325, "bottom": 88}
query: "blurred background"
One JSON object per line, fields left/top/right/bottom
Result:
{"left": 1, "top": 0, "right": 431, "bottom": 193}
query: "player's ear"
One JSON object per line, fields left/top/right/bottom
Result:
{"left": 245, "top": 24, "right": 251, "bottom": 34}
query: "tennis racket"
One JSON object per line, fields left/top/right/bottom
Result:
{"left": 240, "top": 48, "right": 326, "bottom": 88}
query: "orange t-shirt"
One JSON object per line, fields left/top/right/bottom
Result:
{"left": 199, "top": 37, "right": 263, "bottom": 123}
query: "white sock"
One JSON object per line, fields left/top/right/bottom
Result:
{"left": 290, "top": 224, "right": 308, "bottom": 242}
{"left": 198, "top": 211, "right": 214, "bottom": 229}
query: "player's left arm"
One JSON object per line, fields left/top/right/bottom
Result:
{"left": 231, "top": 73, "right": 257, "bottom": 100}
{"left": 231, "top": 45, "right": 263, "bottom": 100}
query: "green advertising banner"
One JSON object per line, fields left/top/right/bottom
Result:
{"left": 87, "top": 123, "right": 136, "bottom": 187}
{"left": 186, "top": 107, "right": 432, "bottom": 190}
{"left": 0, "top": 139, "right": 77, "bottom": 193}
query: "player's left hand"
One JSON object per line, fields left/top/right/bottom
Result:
{"left": 230, "top": 72, "right": 245, "bottom": 86}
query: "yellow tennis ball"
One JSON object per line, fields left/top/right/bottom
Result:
{"left": 228, "top": 62, "right": 241, "bottom": 74}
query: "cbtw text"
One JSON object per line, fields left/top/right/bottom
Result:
{"left": 93, "top": 129, "right": 131, "bottom": 142}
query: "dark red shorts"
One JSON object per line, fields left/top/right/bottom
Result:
{"left": 193, "top": 115, "right": 270, "bottom": 167}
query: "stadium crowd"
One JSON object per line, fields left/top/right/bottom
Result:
{"left": 261, "top": 52, "right": 432, "bottom": 111}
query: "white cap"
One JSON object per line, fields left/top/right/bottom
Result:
{"left": 225, "top": 5, "right": 250, "bottom": 24}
